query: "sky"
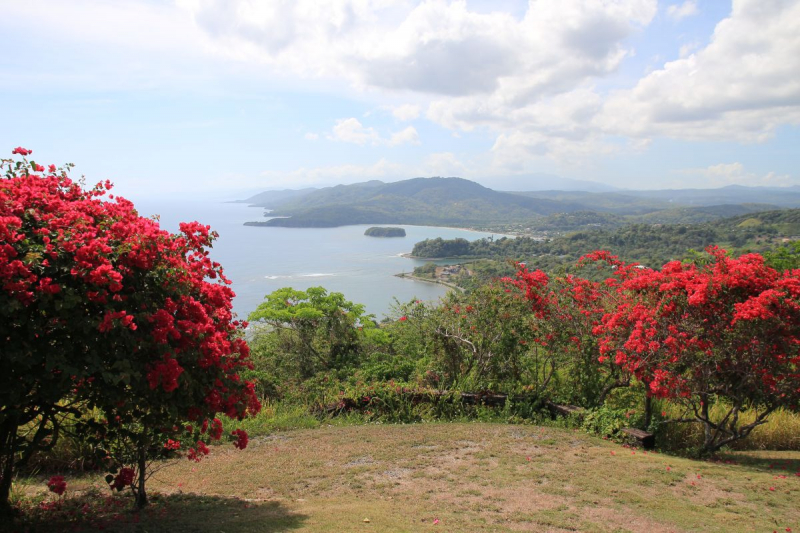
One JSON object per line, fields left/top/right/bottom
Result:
{"left": 1, "top": 0, "right": 799, "bottom": 200}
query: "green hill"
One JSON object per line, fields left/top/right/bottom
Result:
{"left": 246, "top": 177, "right": 589, "bottom": 228}
{"left": 242, "top": 178, "right": 800, "bottom": 230}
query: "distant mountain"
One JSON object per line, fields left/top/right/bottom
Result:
{"left": 240, "top": 177, "right": 800, "bottom": 230}
{"left": 244, "top": 177, "right": 589, "bottom": 228}
{"left": 237, "top": 187, "right": 318, "bottom": 208}
{"left": 512, "top": 187, "right": 800, "bottom": 215}
{"left": 632, "top": 203, "right": 779, "bottom": 224}
{"left": 620, "top": 185, "right": 800, "bottom": 208}
{"left": 491, "top": 173, "right": 618, "bottom": 193}
{"left": 510, "top": 190, "right": 672, "bottom": 215}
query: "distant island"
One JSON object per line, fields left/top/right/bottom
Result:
{"left": 365, "top": 227, "right": 406, "bottom": 237}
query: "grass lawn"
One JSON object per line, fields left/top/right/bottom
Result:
{"left": 13, "top": 423, "right": 800, "bottom": 532}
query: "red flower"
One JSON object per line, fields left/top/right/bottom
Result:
{"left": 11, "top": 147, "right": 32, "bottom": 156}
{"left": 232, "top": 429, "right": 249, "bottom": 450}
{"left": 187, "top": 440, "right": 210, "bottom": 462}
{"left": 47, "top": 475, "right": 66, "bottom": 495}
{"left": 209, "top": 418, "right": 223, "bottom": 440}
{"left": 111, "top": 468, "right": 135, "bottom": 490}
{"left": 399, "top": 316, "right": 407, "bottom": 322}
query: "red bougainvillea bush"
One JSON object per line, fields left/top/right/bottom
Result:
{"left": 0, "top": 148, "right": 260, "bottom": 512}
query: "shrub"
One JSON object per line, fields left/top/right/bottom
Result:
{"left": 589, "top": 247, "right": 800, "bottom": 454}
{"left": 0, "top": 148, "right": 259, "bottom": 513}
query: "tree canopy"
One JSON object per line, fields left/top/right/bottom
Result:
{"left": 0, "top": 148, "right": 259, "bottom": 512}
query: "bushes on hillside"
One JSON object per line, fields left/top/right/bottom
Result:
{"left": 247, "top": 246, "right": 800, "bottom": 455}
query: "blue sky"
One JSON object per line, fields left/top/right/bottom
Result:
{"left": 1, "top": 0, "right": 799, "bottom": 201}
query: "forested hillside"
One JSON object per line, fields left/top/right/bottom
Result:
{"left": 246, "top": 177, "right": 586, "bottom": 228}
{"left": 243, "top": 177, "right": 800, "bottom": 231}
{"left": 411, "top": 208, "right": 800, "bottom": 270}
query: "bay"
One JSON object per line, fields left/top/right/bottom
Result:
{"left": 134, "top": 200, "right": 500, "bottom": 320}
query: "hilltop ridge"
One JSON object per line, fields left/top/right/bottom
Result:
{"left": 242, "top": 177, "right": 800, "bottom": 230}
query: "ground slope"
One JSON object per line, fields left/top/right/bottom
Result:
{"left": 35, "top": 423, "right": 800, "bottom": 532}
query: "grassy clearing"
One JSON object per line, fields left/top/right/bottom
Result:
{"left": 13, "top": 423, "right": 800, "bottom": 533}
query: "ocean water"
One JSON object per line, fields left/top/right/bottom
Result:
{"left": 134, "top": 200, "right": 500, "bottom": 320}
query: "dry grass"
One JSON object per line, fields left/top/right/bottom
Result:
{"left": 18, "top": 422, "right": 800, "bottom": 533}
{"left": 657, "top": 402, "right": 800, "bottom": 451}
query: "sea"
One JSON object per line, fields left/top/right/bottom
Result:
{"left": 134, "top": 200, "right": 500, "bottom": 321}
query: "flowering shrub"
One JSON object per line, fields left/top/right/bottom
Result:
{"left": 0, "top": 148, "right": 260, "bottom": 512}
{"left": 586, "top": 247, "right": 800, "bottom": 453}
{"left": 46, "top": 476, "right": 67, "bottom": 496}
{"left": 109, "top": 468, "right": 135, "bottom": 491}
{"left": 231, "top": 429, "right": 249, "bottom": 450}
{"left": 505, "top": 262, "right": 625, "bottom": 406}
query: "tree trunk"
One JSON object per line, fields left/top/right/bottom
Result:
{"left": 135, "top": 445, "right": 148, "bottom": 509}
{"left": 0, "top": 417, "right": 18, "bottom": 519}
{"left": 700, "top": 396, "right": 714, "bottom": 454}
{"left": 644, "top": 394, "right": 653, "bottom": 428}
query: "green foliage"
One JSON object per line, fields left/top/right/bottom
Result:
{"left": 411, "top": 262, "right": 437, "bottom": 278}
{"left": 364, "top": 226, "right": 406, "bottom": 237}
{"left": 248, "top": 287, "right": 385, "bottom": 383}
{"left": 411, "top": 209, "right": 800, "bottom": 281}
{"left": 428, "top": 285, "right": 541, "bottom": 391}
{"left": 582, "top": 406, "right": 644, "bottom": 439}
{"left": 412, "top": 237, "right": 473, "bottom": 258}
{"left": 764, "top": 239, "right": 800, "bottom": 270}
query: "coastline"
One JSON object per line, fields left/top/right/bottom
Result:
{"left": 394, "top": 272, "right": 465, "bottom": 292}
{"left": 400, "top": 252, "right": 481, "bottom": 261}
{"left": 243, "top": 219, "right": 516, "bottom": 236}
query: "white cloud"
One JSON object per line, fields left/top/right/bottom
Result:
{"left": 679, "top": 162, "right": 794, "bottom": 187}
{"left": 328, "top": 118, "right": 419, "bottom": 146}
{"left": 304, "top": 132, "right": 319, "bottom": 141}
{"left": 178, "top": 0, "right": 656, "bottom": 101}
{"left": 391, "top": 104, "right": 421, "bottom": 121}
{"left": 422, "top": 152, "right": 469, "bottom": 177}
{"left": 0, "top": 0, "right": 211, "bottom": 91}
{"left": 666, "top": 1, "right": 698, "bottom": 21}
{"left": 258, "top": 158, "right": 408, "bottom": 188}
{"left": 329, "top": 118, "right": 381, "bottom": 145}
{"left": 6, "top": 0, "right": 800, "bottom": 175}
{"left": 490, "top": 129, "right": 617, "bottom": 172}
{"left": 598, "top": 0, "right": 800, "bottom": 143}
{"left": 388, "top": 126, "right": 420, "bottom": 146}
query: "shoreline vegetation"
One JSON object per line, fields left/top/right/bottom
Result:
{"left": 394, "top": 271, "right": 465, "bottom": 292}
{"left": 400, "top": 251, "right": 482, "bottom": 260}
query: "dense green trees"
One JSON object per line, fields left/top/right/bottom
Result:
{"left": 364, "top": 227, "right": 406, "bottom": 237}
{"left": 411, "top": 210, "right": 800, "bottom": 276}
{"left": 247, "top": 287, "right": 388, "bottom": 394}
